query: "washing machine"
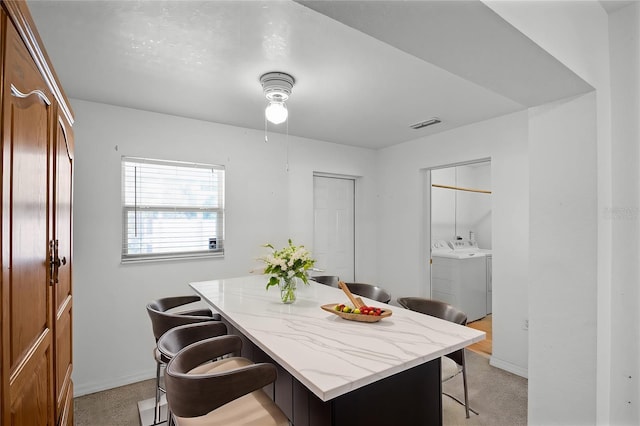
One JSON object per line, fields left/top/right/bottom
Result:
{"left": 431, "top": 239, "right": 488, "bottom": 322}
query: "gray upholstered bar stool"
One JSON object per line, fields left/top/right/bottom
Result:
{"left": 310, "top": 275, "right": 340, "bottom": 287}
{"left": 397, "top": 296, "right": 477, "bottom": 418}
{"left": 146, "top": 295, "right": 221, "bottom": 425}
{"left": 157, "top": 321, "right": 228, "bottom": 426}
{"left": 165, "top": 335, "right": 290, "bottom": 426}
{"left": 344, "top": 282, "right": 392, "bottom": 303}
{"left": 157, "top": 321, "right": 227, "bottom": 360}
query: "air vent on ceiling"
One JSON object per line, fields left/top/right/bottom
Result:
{"left": 410, "top": 117, "right": 441, "bottom": 130}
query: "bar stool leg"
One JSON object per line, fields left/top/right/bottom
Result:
{"left": 154, "top": 360, "right": 162, "bottom": 424}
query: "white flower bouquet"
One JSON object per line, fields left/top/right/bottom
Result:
{"left": 261, "top": 239, "right": 315, "bottom": 303}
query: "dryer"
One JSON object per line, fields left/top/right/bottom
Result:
{"left": 431, "top": 240, "right": 488, "bottom": 322}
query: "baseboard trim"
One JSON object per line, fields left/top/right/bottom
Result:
{"left": 489, "top": 356, "right": 529, "bottom": 379}
{"left": 74, "top": 369, "right": 156, "bottom": 397}
{"left": 138, "top": 395, "right": 168, "bottom": 426}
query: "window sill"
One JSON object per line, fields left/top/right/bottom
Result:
{"left": 121, "top": 251, "right": 224, "bottom": 264}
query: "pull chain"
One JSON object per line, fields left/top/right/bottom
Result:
{"left": 285, "top": 113, "right": 290, "bottom": 171}
{"left": 264, "top": 113, "right": 269, "bottom": 143}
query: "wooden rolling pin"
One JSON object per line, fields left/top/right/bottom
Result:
{"left": 338, "top": 281, "right": 365, "bottom": 309}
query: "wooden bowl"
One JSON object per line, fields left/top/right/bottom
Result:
{"left": 321, "top": 303, "right": 392, "bottom": 323}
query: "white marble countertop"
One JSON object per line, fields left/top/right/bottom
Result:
{"left": 189, "top": 275, "right": 485, "bottom": 402}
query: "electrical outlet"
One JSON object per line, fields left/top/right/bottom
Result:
{"left": 522, "top": 319, "right": 529, "bottom": 331}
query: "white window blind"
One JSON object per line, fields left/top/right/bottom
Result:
{"left": 121, "top": 157, "right": 225, "bottom": 262}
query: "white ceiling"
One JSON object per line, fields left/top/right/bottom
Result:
{"left": 27, "top": 0, "right": 593, "bottom": 149}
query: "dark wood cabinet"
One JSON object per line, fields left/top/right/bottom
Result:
{"left": 0, "top": 1, "right": 74, "bottom": 425}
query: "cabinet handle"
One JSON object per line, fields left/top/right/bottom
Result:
{"left": 48, "top": 240, "right": 66, "bottom": 285}
{"left": 10, "top": 84, "right": 51, "bottom": 105}
{"left": 49, "top": 240, "right": 56, "bottom": 286}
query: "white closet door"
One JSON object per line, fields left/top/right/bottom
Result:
{"left": 313, "top": 176, "right": 355, "bottom": 282}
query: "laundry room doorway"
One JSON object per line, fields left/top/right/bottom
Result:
{"left": 424, "top": 159, "right": 493, "bottom": 355}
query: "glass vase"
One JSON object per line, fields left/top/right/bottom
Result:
{"left": 279, "top": 277, "right": 297, "bottom": 304}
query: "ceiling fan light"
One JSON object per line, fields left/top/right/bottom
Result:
{"left": 265, "top": 101, "right": 288, "bottom": 124}
{"left": 261, "top": 72, "right": 294, "bottom": 125}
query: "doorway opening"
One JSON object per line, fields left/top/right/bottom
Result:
{"left": 424, "top": 159, "right": 492, "bottom": 356}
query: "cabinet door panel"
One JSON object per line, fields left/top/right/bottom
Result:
{"left": 10, "top": 344, "right": 51, "bottom": 425}
{"left": 54, "top": 113, "right": 74, "bottom": 423}
{"left": 55, "top": 297, "right": 72, "bottom": 418}
{"left": 58, "top": 381, "right": 74, "bottom": 426}
{"left": 9, "top": 91, "right": 49, "bottom": 365}
{"left": 2, "top": 21, "right": 55, "bottom": 426}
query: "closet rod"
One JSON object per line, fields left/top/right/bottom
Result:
{"left": 432, "top": 184, "right": 492, "bottom": 194}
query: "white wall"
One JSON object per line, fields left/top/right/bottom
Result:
{"left": 609, "top": 4, "right": 640, "bottom": 424}
{"left": 465, "top": 164, "right": 492, "bottom": 249}
{"left": 431, "top": 167, "right": 458, "bottom": 241}
{"left": 376, "top": 111, "right": 529, "bottom": 376}
{"left": 431, "top": 162, "right": 492, "bottom": 248}
{"left": 71, "top": 99, "right": 378, "bottom": 395}
{"left": 528, "top": 93, "right": 598, "bottom": 424}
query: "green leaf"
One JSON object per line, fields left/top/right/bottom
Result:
{"left": 266, "top": 276, "right": 280, "bottom": 289}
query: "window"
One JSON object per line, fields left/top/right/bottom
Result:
{"left": 121, "top": 157, "right": 225, "bottom": 262}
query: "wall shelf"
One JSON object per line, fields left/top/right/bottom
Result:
{"left": 432, "top": 183, "right": 492, "bottom": 194}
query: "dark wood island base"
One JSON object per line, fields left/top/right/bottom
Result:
{"left": 225, "top": 319, "right": 443, "bottom": 426}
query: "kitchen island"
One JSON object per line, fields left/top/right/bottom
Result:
{"left": 190, "top": 275, "right": 484, "bottom": 426}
